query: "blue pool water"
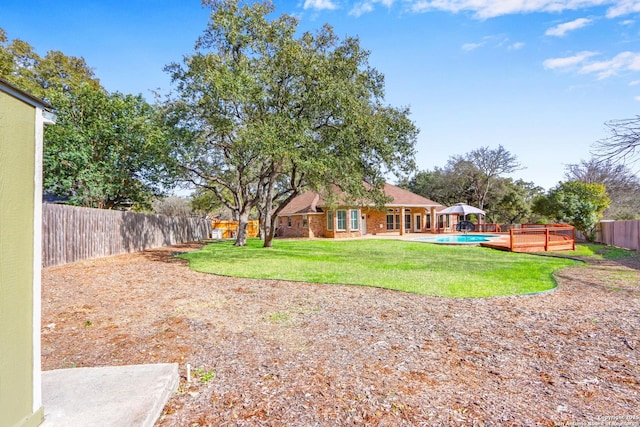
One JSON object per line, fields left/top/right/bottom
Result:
{"left": 415, "top": 234, "right": 501, "bottom": 244}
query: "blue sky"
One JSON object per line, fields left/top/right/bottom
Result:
{"left": 2, "top": 0, "right": 639, "bottom": 190}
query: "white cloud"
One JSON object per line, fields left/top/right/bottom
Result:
{"left": 350, "top": 2, "right": 374, "bottom": 16}
{"left": 462, "top": 41, "right": 485, "bottom": 51}
{"left": 545, "top": 18, "right": 593, "bottom": 36}
{"left": 349, "top": 0, "right": 396, "bottom": 16}
{"left": 543, "top": 51, "right": 598, "bottom": 70}
{"left": 635, "top": 95, "right": 640, "bottom": 101}
{"left": 544, "top": 51, "right": 640, "bottom": 79}
{"left": 630, "top": 80, "right": 640, "bottom": 86}
{"left": 580, "top": 51, "right": 640, "bottom": 79}
{"left": 461, "top": 35, "right": 524, "bottom": 51}
{"left": 409, "top": 1, "right": 636, "bottom": 20}
{"left": 620, "top": 19, "right": 635, "bottom": 25}
{"left": 304, "top": 0, "right": 339, "bottom": 11}
{"left": 606, "top": 0, "right": 640, "bottom": 17}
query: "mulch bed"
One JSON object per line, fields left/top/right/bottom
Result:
{"left": 41, "top": 242, "right": 640, "bottom": 426}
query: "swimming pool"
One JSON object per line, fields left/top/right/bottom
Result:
{"left": 415, "top": 234, "right": 502, "bottom": 244}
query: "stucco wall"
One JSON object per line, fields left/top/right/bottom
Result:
{"left": 0, "top": 91, "right": 44, "bottom": 426}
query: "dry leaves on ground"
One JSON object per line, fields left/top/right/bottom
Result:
{"left": 41, "top": 243, "right": 640, "bottom": 426}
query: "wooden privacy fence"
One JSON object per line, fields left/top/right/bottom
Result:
{"left": 597, "top": 220, "right": 640, "bottom": 251}
{"left": 42, "top": 204, "right": 211, "bottom": 267}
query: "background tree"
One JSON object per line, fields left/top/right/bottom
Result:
{"left": 449, "top": 145, "right": 523, "bottom": 210}
{"left": 0, "top": 27, "right": 100, "bottom": 98}
{"left": 400, "top": 167, "right": 473, "bottom": 206}
{"left": 190, "top": 188, "right": 232, "bottom": 218}
{"left": 164, "top": 0, "right": 417, "bottom": 247}
{"left": 565, "top": 158, "right": 640, "bottom": 220}
{"left": 593, "top": 115, "right": 640, "bottom": 167}
{"left": 532, "top": 181, "right": 610, "bottom": 241}
{"left": 44, "top": 84, "right": 172, "bottom": 209}
{"left": 2, "top": 27, "right": 173, "bottom": 210}
{"left": 489, "top": 178, "right": 543, "bottom": 224}
{"left": 402, "top": 145, "right": 523, "bottom": 222}
{"left": 152, "top": 196, "right": 193, "bottom": 217}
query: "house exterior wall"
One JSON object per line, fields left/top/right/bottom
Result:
{"left": 277, "top": 214, "right": 324, "bottom": 238}
{"left": 277, "top": 206, "right": 443, "bottom": 239}
{"left": 363, "top": 208, "right": 387, "bottom": 234}
{"left": 0, "top": 90, "right": 45, "bottom": 427}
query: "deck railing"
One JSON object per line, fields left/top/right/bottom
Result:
{"left": 474, "top": 223, "right": 502, "bottom": 232}
{"left": 509, "top": 225, "right": 575, "bottom": 252}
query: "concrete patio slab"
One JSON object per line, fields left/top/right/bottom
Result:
{"left": 41, "top": 363, "right": 179, "bottom": 427}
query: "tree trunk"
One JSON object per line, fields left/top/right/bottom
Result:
{"left": 261, "top": 182, "right": 275, "bottom": 248}
{"left": 263, "top": 214, "right": 278, "bottom": 248}
{"left": 234, "top": 211, "right": 249, "bottom": 246}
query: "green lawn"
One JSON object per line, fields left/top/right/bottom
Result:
{"left": 551, "top": 242, "right": 635, "bottom": 259}
{"left": 179, "top": 238, "right": 581, "bottom": 298}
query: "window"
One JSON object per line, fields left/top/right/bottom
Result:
{"left": 386, "top": 213, "right": 401, "bottom": 230}
{"left": 404, "top": 213, "right": 412, "bottom": 230}
{"left": 302, "top": 215, "right": 308, "bottom": 228}
{"left": 386, "top": 214, "right": 394, "bottom": 230}
{"left": 287, "top": 216, "right": 292, "bottom": 228}
{"left": 327, "top": 210, "right": 333, "bottom": 231}
{"left": 426, "top": 214, "right": 431, "bottom": 229}
{"left": 350, "top": 210, "right": 359, "bottom": 230}
{"left": 336, "top": 210, "right": 347, "bottom": 231}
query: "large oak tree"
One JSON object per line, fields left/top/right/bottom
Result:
{"left": 163, "top": 0, "right": 417, "bottom": 246}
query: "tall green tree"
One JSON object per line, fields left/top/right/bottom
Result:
{"left": 0, "top": 27, "right": 99, "bottom": 97}
{"left": 532, "top": 181, "right": 610, "bottom": 241}
{"left": 2, "top": 27, "right": 172, "bottom": 209}
{"left": 45, "top": 84, "right": 171, "bottom": 209}
{"left": 164, "top": 0, "right": 417, "bottom": 247}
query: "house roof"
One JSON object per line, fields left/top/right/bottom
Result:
{"left": 278, "top": 183, "right": 443, "bottom": 216}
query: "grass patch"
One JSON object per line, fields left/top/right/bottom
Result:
{"left": 179, "top": 239, "right": 579, "bottom": 298}
{"left": 553, "top": 243, "right": 635, "bottom": 259}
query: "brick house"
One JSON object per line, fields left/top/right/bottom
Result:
{"left": 276, "top": 183, "right": 450, "bottom": 239}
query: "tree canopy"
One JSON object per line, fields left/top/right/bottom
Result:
{"left": 0, "top": 27, "right": 100, "bottom": 98}
{"left": 1, "top": 27, "right": 172, "bottom": 209}
{"left": 532, "top": 181, "right": 610, "bottom": 241}
{"left": 401, "top": 145, "right": 527, "bottom": 222}
{"left": 163, "top": 0, "right": 417, "bottom": 246}
{"left": 565, "top": 158, "right": 640, "bottom": 220}
{"left": 44, "top": 85, "right": 172, "bottom": 209}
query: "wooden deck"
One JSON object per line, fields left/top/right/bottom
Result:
{"left": 481, "top": 226, "right": 576, "bottom": 253}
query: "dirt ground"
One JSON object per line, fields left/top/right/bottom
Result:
{"left": 41, "top": 242, "right": 640, "bottom": 426}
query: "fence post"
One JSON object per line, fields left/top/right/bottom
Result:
{"left": 510, "top": 229, "right": 514, "bottom": 252}
{"left": 544, "top": 228, "right": 549, "bottom": 252}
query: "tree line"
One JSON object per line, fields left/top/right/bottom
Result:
{"left": 2, "top": 0, "right": 639, "bottom": 245}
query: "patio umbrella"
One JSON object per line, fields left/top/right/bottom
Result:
{"left": 439, "top": 203, "right": 485, "bottom": 218}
